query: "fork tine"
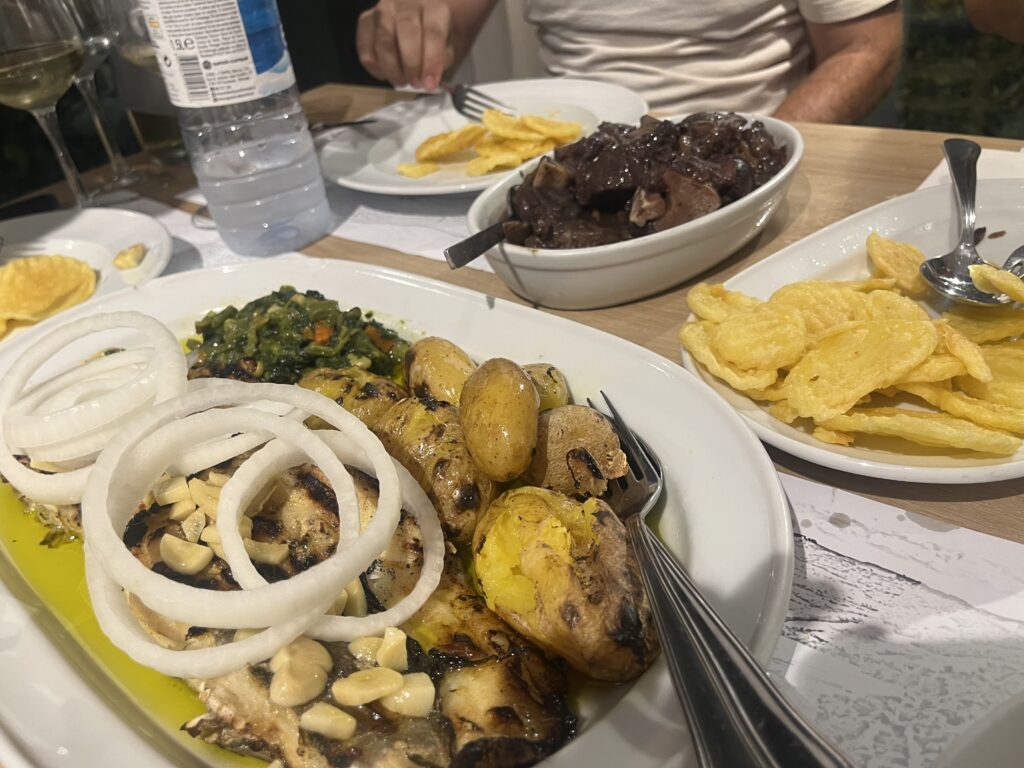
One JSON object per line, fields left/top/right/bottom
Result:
{"left": 463, "top": 85, "right": 511, "bottom": 112}
{"left": 599, "top": 391, "right": 661, "bottom": 482}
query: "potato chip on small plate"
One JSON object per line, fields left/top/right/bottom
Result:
{"left": 680, "top": 178, "right": 1024, "bottom": 483}
{"left": 0, "top": 208, "right": 171, "bottom": 342}
{"left": 318, "top": 78, "right": 648, "bottom": 196}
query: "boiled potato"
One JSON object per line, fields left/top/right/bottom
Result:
{"left": 523, "top": 405, "right": 627, "bottom": 497}
{"left": 298, "top": 367, "right": 407, "bottom": 429}
{"left": 375, "top": 397, "right": 496, "bottom": 545}
{"left": 522, "top": 363, "right": 570, "bottom": 411}
{"left": 404, "top": 336, "right": 477, "bottom": 403}
{"left": 460, "top": 359, "right": 539, "bottom": 482}
{"left": 473, "top": 487, "right": 658, "bottom": 682}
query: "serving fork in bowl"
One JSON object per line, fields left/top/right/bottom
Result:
{"left": 591, "top": 392, "right": 854, "bottom": 768}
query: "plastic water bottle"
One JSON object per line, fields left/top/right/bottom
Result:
{"left": 139, "top": 0, "right": 331, "bottom": 256}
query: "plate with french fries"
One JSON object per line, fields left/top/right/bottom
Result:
{"left": 318, "top": 78, "right": 648, "bottom": 196}
{"left": 680, "top": 178, "right": 1024, "bottom": 483}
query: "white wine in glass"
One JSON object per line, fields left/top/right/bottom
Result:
{"left": 0, "top": 0, "right": 90, "bottom": 206}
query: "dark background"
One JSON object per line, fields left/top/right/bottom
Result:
{"left": 1, "top": 0, "right": 1021, "bottom": 207}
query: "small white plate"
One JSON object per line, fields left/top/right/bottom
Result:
{"left": 0, "top": 207, "right": 172, "bottom": 300}
{"left": 319, "top": 78, "right": 649, "bottom": 196}
{"left": 0, "top": 257, "right": 791, "bottom": 768}
{"left": 681, "top": 178, "right": 1024, "bottom": 484}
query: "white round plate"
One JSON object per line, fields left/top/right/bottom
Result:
{"left": 935, "top": 690, "right": 1024, "bottom": 768}
{"left": 319, "top": 78, "right": 649, "bottom": 196}
{"left": 0, "top": 258, "right": 792, "bottom": 768}
{"left": 0, "top": 207, "right": 171, "bottom": 315}
{"left": 681, "top": 178, "right": 1024, "bottom": 484}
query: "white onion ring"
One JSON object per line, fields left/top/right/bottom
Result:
{"left": 81, "top": 383, "right": 401, "bottom": 629}
{"left": 85, "top": 544, "right": 333, "bottom": 678}
{"left": 217, "top": 430, "right": 445, "bottom": 641}
{"left": 0, "top": 314, "right": 187, "bottom": 505}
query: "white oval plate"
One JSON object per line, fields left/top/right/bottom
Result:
{"left": 935, "top": 690, "right": 1024, "bottom": 768}
{"left": 681, "top": 178, "right": 1024, "bottom": 484}
{"left": 319, "top": 78, "right": 649, "bottom": 196}
{"left": 0, "top": 208, "right": 172, "bottom": 300}
{"left": 0, "top": 258, "right": 792, "bottom": 768}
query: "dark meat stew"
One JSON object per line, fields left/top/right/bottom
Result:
{"left": 503, "top": 112, "right": 788, "bottom": 250}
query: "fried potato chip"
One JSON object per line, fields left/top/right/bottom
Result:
{"left": 680, "top": 321, "right": 778, "bottom": 390}
{"left": 481, "top": 109, "right": 546, "bottom": 141}
{"left": 415, "top": 124, "right": 487, "bottom": 162}
{"left": 768, "top": 282, "right": 873, "bottom": 338}
{"left": 812, "top": 427, "right": 854, "bottom": 446}
{"left": 898, "top": 382, "right": 1024, "bottom": 433}
{"left": 968, "top": 263, "right": 1024, "bottom": 302}
{"left": 466, "top": 152, "right": 523, "bottom": 176}
{"left": 686, "top": 283, "right": 762, "bottom": 322}
{"left": 866, "top": 232, "right": 929, "bottom": 296}
{"left": 956, "top": 345, "right": 1024, "bottom": 407}
{"left": 0, "top": 254, "right": 96, "bottom": 321}
{"left": 818, "top": 407, "right": 1021, "bottom": 455}
{"left": 741, "top": 381, "right": 789, "bottom": 402}
{"left": 785, "top": 320, "right": 938, "bottom": 421}
{"left": 941, "top": 304, "right": 1024, "bottom": 343}
{"left": 934, "top": 320, "right": 991, "bottom": 381}
{"left": 768, "top": 401, "right": 799, "bottom": 424}
{"left": 710, "top": 305, "right": 807, "bottom": 371}
{"left": 475, "top": 136, "right": 555, "bottom": 159}
{"left": 897, "top": 354, "right": 968, "bottom": 384}
{"left": 864, "top": 290, "right": 930, "bottom": 321}
{"left": 397, "top": 162, "right": 440, "bottom": 178}
{"left": 520, "top": 114, "right": 582, "bottom": 141}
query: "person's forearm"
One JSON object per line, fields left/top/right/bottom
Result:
{"left": 965, "top": 0, "right": 1024, "bottom": 42}
{"left": 774, "top": 6, "right": 902, "bottom": 124}
{"left": 774, "top": 44, "right": 899, "bottom": 124}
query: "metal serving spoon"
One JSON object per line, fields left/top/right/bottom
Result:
{"left": 443, "top": 186, "right": 517, "bottom": 269}
{"left": 919, "top": 139, "right": 1011, "bottom": 306}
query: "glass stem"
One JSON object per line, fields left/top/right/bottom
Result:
{"left": 31, "top": 107, "right": 90, "bottom": 207}
{"left": 75, "top": 73, "right": 130, "bottom": 177}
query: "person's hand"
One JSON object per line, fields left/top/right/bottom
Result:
{"left": 357, "top": 0, "right": 455, "bottom": 90}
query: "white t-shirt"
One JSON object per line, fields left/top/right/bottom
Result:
{"left": 524, "top": 0, "right": 893, "bottom": 114}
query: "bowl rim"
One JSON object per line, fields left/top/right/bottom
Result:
{"left": 466, "top": 113, "right": 805, "bottom": 264}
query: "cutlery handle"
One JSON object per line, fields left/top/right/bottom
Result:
{"left": 443, "top": 221, "right": 505, "bottom": 269}
{"left": 627, "top": 516, "right": 855, "bottom": 768}
{"left": 943, "top": 138, "right": 980, "bottom": 252}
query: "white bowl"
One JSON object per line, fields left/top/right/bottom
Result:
{"left": 466, "top": 115, "right": 804, "bottom": 310}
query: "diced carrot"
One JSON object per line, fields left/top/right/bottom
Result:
{"left": 313, "top": 322, "right": 332, "bottom": 345}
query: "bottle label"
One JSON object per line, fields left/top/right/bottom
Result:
{"left": 138, "top": 0, "right": 295, "bottom": 108}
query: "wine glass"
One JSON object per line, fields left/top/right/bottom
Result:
{"left": 0, "top": 0, "right": 90, "bottom": 206}
{"left": 62, "top": 0, "right": 146, "bottom": 191}
{"left": 105, "top": 0, "right": 186, "bottom": 167}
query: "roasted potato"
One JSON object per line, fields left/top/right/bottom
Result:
{"left": 404, "top": 336, "right": 477, "bottom": 403}
{"left": 297, "top": 367, "right": 407, "bottom": 429}
{"left": 473, "top": 487, "right": 658, "bottom": 682}
{"left": 523, "top": 405, "right": 628, "bottom": 497}
{"left": 375, "top": 397, "right": 496, "bottom": 545}
{"left": 460, "top": 359, "right": 540, "bottom": 482}
{"left": 522, "top": 363, "right": 570, "bottom": 411}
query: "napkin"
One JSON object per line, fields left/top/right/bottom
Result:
{"left": 917, "top": 147, "right": 1024, "bottom": 189}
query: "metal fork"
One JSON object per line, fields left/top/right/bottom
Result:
{"left": 444, "top": 83, "right": 513, "bottom": 121}
{"left": 591, "top": 391, "right": 855, "bottom": 768}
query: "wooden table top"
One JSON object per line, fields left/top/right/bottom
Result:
{"left": 82, "top": 83, "right": 1024, "bottom": 543}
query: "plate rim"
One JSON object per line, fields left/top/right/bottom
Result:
{"left": 319, "top": 77, "right": 650, "bottom": 197}
{"left": 681, "top": 177, "right": 1024, "bottom": 484}
{"left": 0, "top": 256, "right": 793, "bottom": 768}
